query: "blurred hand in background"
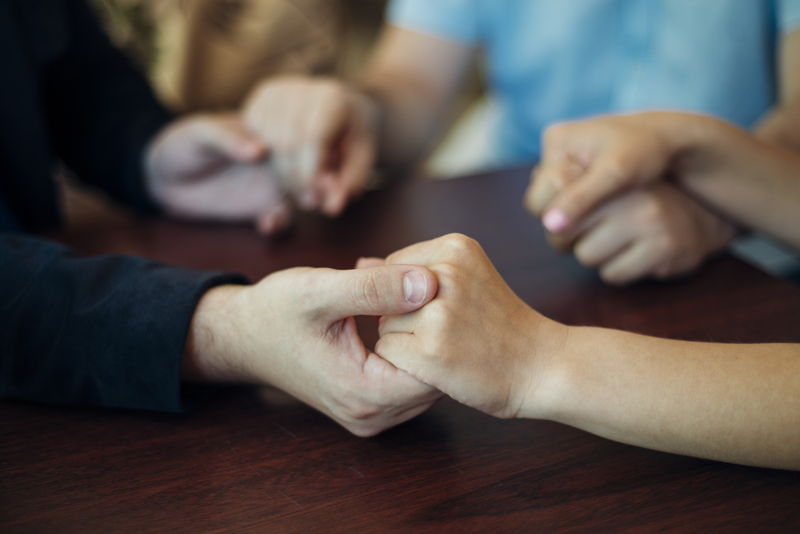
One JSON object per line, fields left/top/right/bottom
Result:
{"left": 145, "top": 113, "right": 294, "bottom": 235}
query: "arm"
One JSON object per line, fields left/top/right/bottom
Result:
{"left": 672, "top": 115, "right": 800, "bottom": 250}
{"left": 179, "top": 262, "right": 441, "bottom": 437}
{"left": 0, "top": 221, "right": 441, "bottom": 434}
{"left": 360, "top": 26, "right": 476, "bottom": 167}
{"left": 0, "top": 231, "right": 243, "bottom": 412}
{"left": 44, "top": 0, "right": 172, "bottom": 212}
{"left": 755, "top": 28, "right": 800, "bottom": 149}
{"left": 376, "top": 234, "right": 800, "bottom": 470}
{"left": 535, "top": 325, "right": 800, "bottom": 470}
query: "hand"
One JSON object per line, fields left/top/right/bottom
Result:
{"left": 546, "top": 183, "right": 737, "bottom": 285}
{"left": 145, "top": 113, "right": 294, "bottom": 235}
{"left": 184, "top": 263, "right": 441, "bottom": 437}
{"left": 373, "top": 234, "right": 568, "bottom": 420}
{"left": 242, "top": 76, "right": 378, "bottom": 216}
{"left": 526, "top": 114, "right": 678, "bottom": 234}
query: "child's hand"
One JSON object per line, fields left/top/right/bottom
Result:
{"left": 525, "top": 113, "right": 678, "bottom": 234}
{"left": 374, "top": 234, "right": 568, "bottom": 419}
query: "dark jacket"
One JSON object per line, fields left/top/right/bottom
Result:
{"left": 0, "top": 0, "right": 243, "bottom": 412}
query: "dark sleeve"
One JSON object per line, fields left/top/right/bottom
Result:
{"left": 43, "top": 0, "right": 173, "bottom": 213}
{"left": 0, "top": 231, "right": 248, "bottom": 412}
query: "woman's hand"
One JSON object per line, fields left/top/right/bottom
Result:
{"left": 374, "top": 234, "right": 568, "bottom": 419}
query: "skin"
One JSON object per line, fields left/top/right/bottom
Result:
{"left": 527, "top": 112, "right": 800, "bottom": 251}
{"left": 240, "top": 26, "right": 474, "bottom": 214}
{"left": 145, "top": 113, "right": 294, "bottom": 235}
{"left": 375, "top": 234, "right": 800, "bottom": 470}
{"left": 182, "top": 263, "right": 442, "bottom": 437}
{"left": 240, "top": 27, "right": 800, "bottom": 283}
{"left": 541, "top": 182, "right": 736, "bottom": 285}
{"left": 755, "top": 29, "right": 800, "bottom": 150}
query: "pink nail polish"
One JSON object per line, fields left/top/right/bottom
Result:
{"left": 543, "top": 209, "right": 568, "bottom": 233}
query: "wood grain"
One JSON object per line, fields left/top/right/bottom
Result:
{"left": 2, "top": 167, "right": 799, "bottom": 533}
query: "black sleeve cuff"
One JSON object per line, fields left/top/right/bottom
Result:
{"left": 0, "top": 233, "right": 248, "bottom": 412}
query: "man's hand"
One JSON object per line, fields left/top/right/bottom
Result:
{"left": 184, "top": 263, "right": 441, "bottom": 437}
{"left": 373, "top": 234, "right": 567, "bottom": 420}
{"left": 145, "top": 113, "right": 294, "bottom": 235}
{"left": 242, "top": 76, "right": 379, "bottom": 217}
{"left": 544, "top": 183, "right": 736, "bottom": 285}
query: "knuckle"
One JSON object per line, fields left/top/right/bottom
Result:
{"left": 442, "top": 233, "right": 479, "bottom": 256}
{"left": 574, "top": 243, "right": 600, "bottom": 267}
{"left": 543, "top": 123, "right": 568, "bottom": 146}
{"left": 356, "top": 271, "right": 383, "bottom": 311}
{"left": 432, "top": 262, "right": 460, "bottom": 283}
{"left": 604, "top": 155, "right": 631, "bottom": 183}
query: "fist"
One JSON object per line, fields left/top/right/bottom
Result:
{"left": 242, "top": 76, "right": 378, "bottom": 216}
{"left": 374, "top": 234, "right": 566, "bottom": 419}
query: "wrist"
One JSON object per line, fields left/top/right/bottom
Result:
{"left": 182, "top": 284, "right": 252, "bottom": 383}
{"left": 512, "top": 314, "right": 571, "bottom": 420}
{"left": 645, "top": 112, "right": 734, "bottom": 181}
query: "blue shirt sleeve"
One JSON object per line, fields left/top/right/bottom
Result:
{"left": 387, "top": 0, "right": 481, "bottom": 44}
{"left": 778, "top": 0, "right": 800, "bottom": 33}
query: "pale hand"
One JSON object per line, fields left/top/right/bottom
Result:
{"left": 145, "top": 113, "right": 293, "bottom": 235}
{"left": 185, "top": 263, "right": 441, "bottom": 437}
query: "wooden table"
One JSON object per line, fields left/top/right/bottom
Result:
{"left": 2, "top": 167, "right": 800, "bottom": 533}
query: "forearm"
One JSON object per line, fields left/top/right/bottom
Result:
{"left": 0, "top": 233, "right": 244, "bottom": 411}
{"left": 656, "top": 113, "right": 800, "bottom": 248}
{"left": 47, "top": 0, "right": 171, "bottom": 212}
{"left": 358, "top": 26, "right": 474, "bottom": 168}
{"left": 535, "top": 325, "right": 800, "bottom": 469}
{"left": 359, "top": 74, "right": 452, "bottom": 168}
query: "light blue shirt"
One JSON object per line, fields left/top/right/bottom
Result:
{"left": 389, "top": 0, "right": 800, "bottom": 165}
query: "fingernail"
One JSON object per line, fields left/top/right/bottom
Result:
{"left": 543, "top": 209, "right": 569, "bottom": 233}
{"left": 403, "top": 271, "right": 427, "bottom": 305}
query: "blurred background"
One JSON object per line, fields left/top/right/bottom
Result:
{"left": 81, "top": 0, "right": 800, "bottom": 280}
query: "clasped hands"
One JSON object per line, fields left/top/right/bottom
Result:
{"left": 184, "top": 233, "right": 565, "bottom": 436}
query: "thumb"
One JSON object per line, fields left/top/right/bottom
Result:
{"left": 194, "top": 115, "right": 268, "bottom": 163}
{"left": 315, "top": 265, "right": 438, "bottom": 320}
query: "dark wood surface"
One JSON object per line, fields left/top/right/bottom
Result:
{"left": 2, "top": 167, "right": 800, "bottom": 533}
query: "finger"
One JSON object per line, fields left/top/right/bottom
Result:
{"left": 321, "top": 135, "right": 374, "bottom": 217}
{"left": 314, "top": 264, "right": 439, "bottom": 320}
{"left": 319, "top": 171, "right": 347, "bottom": 217}
{"left": 362, "top": 350, "right": 438, "bottom": 400}
{"left": 543, "top": 198, "right": 610, "bottom": 251}
{"left": 195, "top": 115, "right": 268, "bottom": 163}
{"left": 599, "top": 240, "right": 661, "bottom": 285}
{"left": 374, "top": 332, "right": 428, "bottom": 382}
{"left": 295, "top": 144, "right": 324, "bottom": 190}
{"left": 356, "top": 257, "right": 386, "bottom": 269}
{"left": 378, "top": 311, "right": 419, "bottom": 336}
{"left": 524, "top": 158, "right": 583, "bottom": 217}
{"left": 383, "top": 234, "right": 466, "bottom": 266}
{"left": 255, "top": 201, "right": 293, "bottom": 236}
{"left": 572, "top": 217, "right": 634, "bottom": 268}
{"left": 542, "top": 153, "right": 638, "bottom": 234}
